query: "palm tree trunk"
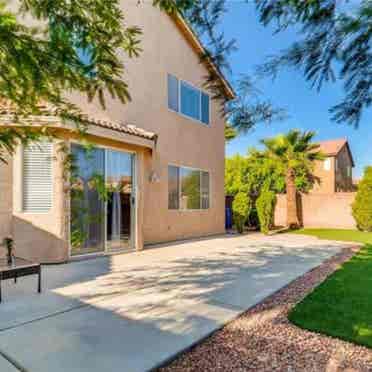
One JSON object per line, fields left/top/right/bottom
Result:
{"left": 286, "top": 168, "right": 300, "bottom": 229}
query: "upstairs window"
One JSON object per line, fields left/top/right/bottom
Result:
{"left": 347, "top": 166, "right": 352, "bottom": 177}
{"left": 324, "top": 158, "right": 331, "bottom": 171}
{"left": 167, "top": 74, "right": 210, "bottom": 125}
{"left": 167, "top": 74, "right": 179, "bottom": 112}
{"left": 180, "top": 82, "right": 200, "bottom": 121}
{"left": 168, "top": 165, "right": 210, "bottom": 210}
{"left": 23, "top": 142, "right": 53, "bottom": 212}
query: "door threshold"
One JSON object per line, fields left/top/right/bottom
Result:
{"left": 69, "top": 249, "right": 135, "bottom": 262}
{"left": 105, "top": 249, "right": 135, "bottom": 256}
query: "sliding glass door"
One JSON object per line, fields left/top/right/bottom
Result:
{"left": 70, "top": 144, "right": 135, "bottom": 256}
{"left": 106, "top": 150, "right": 134, "bottom": 252}
{"left": 70, "top": 145, "right": 106, "bottom": 255}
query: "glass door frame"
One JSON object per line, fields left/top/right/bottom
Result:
{"left": 69, "top": 141, "right": 137, "bottom": 258}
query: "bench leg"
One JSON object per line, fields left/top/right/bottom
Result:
{"left": 38, "top": 268, "right": 41, "bottom": 293}
{"left": 14, "top": 274, "right": 17, "bottom": 284}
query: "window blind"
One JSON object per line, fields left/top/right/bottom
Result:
{"left": 23, "top": 142, "right": 53, "bottom": 212}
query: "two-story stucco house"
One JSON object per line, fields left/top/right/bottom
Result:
{"left": 311, "top": 139, "right": 355, "bottom": 194}
{"left": 0, "top": 3, "right": 234, "bottom": 263}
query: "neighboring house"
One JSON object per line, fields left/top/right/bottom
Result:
{"left": 275, "top": 138, "right": 356, "bottom": 229}
{"left": 311, "top": 138, "right": 355, "bottom": 194}
{"left": 0, "top": 4, "right": 234, "bottom": 263}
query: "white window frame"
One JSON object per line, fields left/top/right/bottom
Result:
{"left": 21, "top": 141, "right": 53, "bottom": 214}
{"left": 167, "top": 74, "right": 211, "bottom": 126}
{"left": 168, "top": 164, "right": 211, "bottom": 211}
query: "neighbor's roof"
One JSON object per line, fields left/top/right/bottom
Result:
{"left": 0, "top": 101, "right": 157, "bottom": 142}
{"left": 316, "top": 138, "right": 355, "bottom": 167}
{"left": 172, "top": 13, "right": 235, "bottom": 100}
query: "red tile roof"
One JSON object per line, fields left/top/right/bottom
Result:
{"left": 0, "top": 100, "right": 157, "bottom": 141}
{"left": 316, "top": 138, "right": 355, "bottom": 167}
{"left": 316, "top": 138, "right": 347, "bottom": 156}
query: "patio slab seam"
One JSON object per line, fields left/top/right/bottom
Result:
{"left": 0, "top": 283, "right": 200, "bottom": 333}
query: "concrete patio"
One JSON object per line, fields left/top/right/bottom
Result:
{"left": 0, "top": 233, "right": 351, "bottom": 372}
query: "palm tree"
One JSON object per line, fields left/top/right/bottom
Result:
{"left": 261, "top": 130, "right": 323, "bottom": 229}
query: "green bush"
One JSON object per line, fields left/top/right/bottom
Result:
{"left": 248, "top": 208, "right": 260, "bottom": 230}
{"left": 256, "top": 188, "right": 276, "bottom": 234}
{"left": 352, "top": 166, "right": 372, "bottom": 231}
{"left": 232, "top": 192, "right": 251, "bottom": 233}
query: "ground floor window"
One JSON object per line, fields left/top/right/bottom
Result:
{"left": 23, "top": 141, "right": 53, "bottom": 213}
{"left": 168, "top": 165, "right": 210, "bottom": 210}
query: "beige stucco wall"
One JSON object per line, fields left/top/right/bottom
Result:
{"left": 310, "top": 146, "right": 354, "bottom": 194}
{"left": 275, "top": 193, "right": 356, "bottom": 229}
{"left": 11, "top": 140, "right": 68, "bottom": 263}
{"left": 311, "top": 157, "right": 336, "bottom": 194}
{"left": 68, "top": 2, "right": 226, "bottom": 244}
{"left": 123, "top": 2, "right": 226, "bottom": 243}
{"left": 5, "top": 131, "right": 150, "bottom": 263}
{"left": 0, "top": 2, "right": 227, "bottom": 262}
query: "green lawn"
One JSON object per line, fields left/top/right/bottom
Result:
{"left": 288, "top": 229, "right": 372, "bottom": 348}
{"left": 291, "top": 228, "right": 372, "bottom": 245}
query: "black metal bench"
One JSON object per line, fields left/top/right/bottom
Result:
{"left": 0, "top": 257, "right": 41, "bottom": 302}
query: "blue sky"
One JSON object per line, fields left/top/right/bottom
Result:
{"left": 222, "top": 2, "right": 371, "bottom": 178}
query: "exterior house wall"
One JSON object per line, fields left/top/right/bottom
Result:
{"left": 0, "top": 3, "right": 227, "bottom": 262}
{"left": 69, "top": 2, "right": 226, "bottom": 244}
{"left": 7, "top": 131, "right": 150, "bottom": 263}
{"left": 311, "top": 144, "right": 354, "bottom": 194}
{"left": 11, "top": 140, "right": 68, "bottom": 263}
{"left": 130, "top": 3, "right": 225, "bottom": 243}
{"left": 116, "top": 2, "right": 226, "bottom": 244}
{"left": 274, "top": 193, "right": 356, "bottom": 229}
{"left": 311, "top": 157, "right": 336, "bottom": 194}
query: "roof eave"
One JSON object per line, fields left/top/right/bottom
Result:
{"left": 0, "top": 116, "right": 157, "bottom": 149}
{"left": 344, "top": 142, "right": 355, "bottom": 167}
{"left": 171, "top": 12, "right": 236, "bottom": 101}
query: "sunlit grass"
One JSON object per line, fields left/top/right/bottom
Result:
{"left": 289, "top": 232, "right": 372, "bottom": 348}
{"left": 291, "top": 228, "right": 372, "bottom": 245}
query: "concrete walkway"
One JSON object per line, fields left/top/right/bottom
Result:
{"left": 0, "top": 233, "right": 351, "bottom": 372}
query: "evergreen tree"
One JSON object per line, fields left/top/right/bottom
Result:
{"left": 184, "top": 2, "right": 286, "bottom": 135}
{"left": 225, "top": 124, "right": 237, "bottom": 142}
{"left": 0, "top": 0, "right": 188, "bottom": 160}
{"left": 256, "top": 0, "right": 371, "bottom": 127}
{"left": 352, "top": 167, "right": 372, "bottom": 231}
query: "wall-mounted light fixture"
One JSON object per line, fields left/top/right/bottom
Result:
{"left": 149, "top": 171, "right": 160, "bottom": 183}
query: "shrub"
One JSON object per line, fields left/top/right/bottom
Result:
{"left": 352, "top": 166, "right": 372, "bottom": 231}
{"left": 248, "top": 207, "right": 260, "bottom": 230}
{"left": 256, "top": 188, "right": 277, "bottom": 234}
{"left": 232, "top": 192, "right": 251, "bottom": 234}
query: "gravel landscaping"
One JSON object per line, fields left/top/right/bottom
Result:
{"left": 158, "top": 245, "right": 372, "bottom": 372}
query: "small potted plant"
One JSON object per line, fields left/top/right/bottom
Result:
{"left": 3, "top": 236, "right": 14, "bottom": 265}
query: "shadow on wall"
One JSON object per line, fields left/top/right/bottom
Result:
{"left": 12, "top": 216, "right": 68, "bottom": 263}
